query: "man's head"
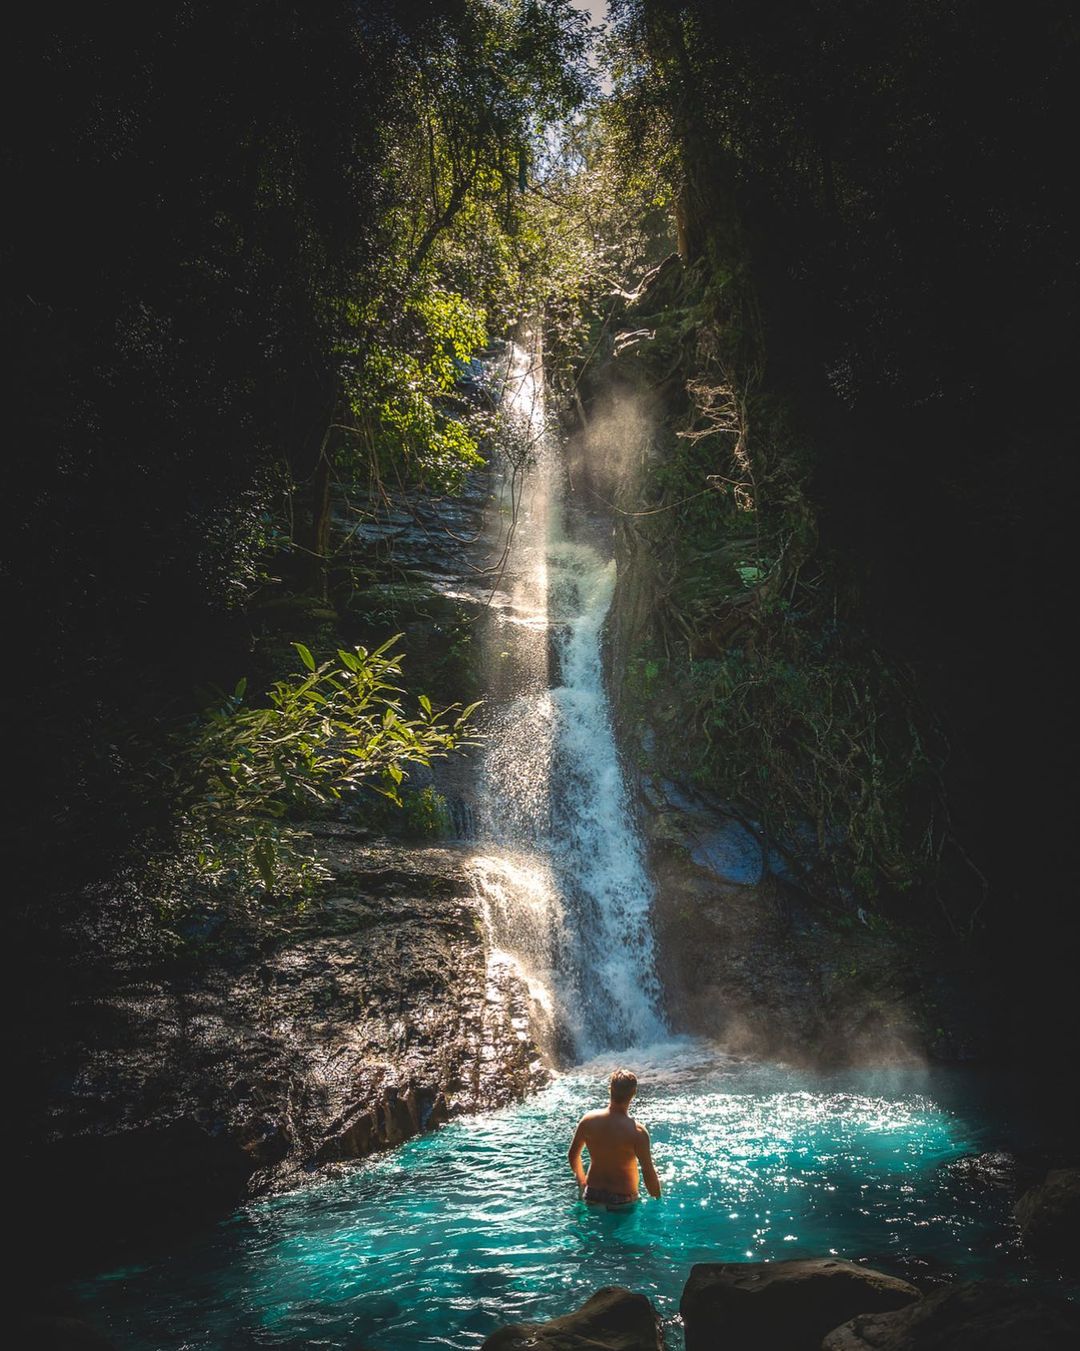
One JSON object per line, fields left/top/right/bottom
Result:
{"left": 609, "top": 1068, "right": 638, "bottom": 1105}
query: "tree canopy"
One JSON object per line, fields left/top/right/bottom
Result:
{"left": 5, "top": 0, "right": 594, "bottom": 906}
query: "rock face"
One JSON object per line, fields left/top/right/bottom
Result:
{"left": 30, "top": 833, "right": 546, "bottom": 1255}
{"left": 628, "top": 718, "right": 977, "bottom": 1070}
{"left": 481, "top": 1287, "right": 662, "bottom": 1351}
{"left": 1015, "top": 1168, "right": 1080, "bottom": 1272}
{"left": 680, "top": 1259, "right": 919, "bottom": 1351}
{"left": 822, "top": 1281, "right": 1080, "bottom": 1350}
{"left": 637, "top": 776, "right": 988, "bottom": 1065}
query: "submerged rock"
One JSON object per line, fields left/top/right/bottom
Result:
{"left": 1015, "top": 1167, "right": 1080, "bottom": 1273}
{"left": 822, "top": 1281, "right": 1080, "bottom": 1350}
{"left": 480, "top": 1287, "right": 662, "bottom": 1350}
{"left": 679, "top": 1259, "right": 919, "bottom": 1351}
{"left": 31, "top": 836, "right": 547, "bottom": 1254}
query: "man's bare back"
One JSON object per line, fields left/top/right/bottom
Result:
{"left": 567, "top": 1068, "right": 661, "bottom": 1207}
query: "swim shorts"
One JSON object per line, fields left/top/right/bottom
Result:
{"left": 583, "top": 1185, "right": 638, "bottom": 1209}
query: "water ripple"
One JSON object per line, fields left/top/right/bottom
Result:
{"left": 76, "top": 1045, "right": 1049, "bottom": 1350}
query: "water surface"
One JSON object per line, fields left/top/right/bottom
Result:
{"left": 80, "top": 1040, "right": 1042, "bottom": 1349}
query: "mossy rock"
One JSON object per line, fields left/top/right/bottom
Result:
{"left": 251, "top": 593, "right": 339, "bottom": 630}
{"left": 345, "top": 580, "right": 442, "bottom": 609}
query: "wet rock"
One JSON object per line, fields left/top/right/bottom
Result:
{"left": 481, "top": 1287, "right": 662, "bottom": 1350}
{"left": 648, "top": 838, "right": 933, "bottom": 1065}
{"left": 822, "top": 1281, "right": 1080, "bottom": 1350}
{"left": 688, "top": 817, "right": 764, "bottom": 885}
{"left": 679, "top": 1259, "right": 919, "bottom": 1351}
{"left": 634, "top": 779, "right": 991, "bottom": 1066}
{"left": 1015, "top": 1167, "right": 1080, "bottom": 1272}
{"left": 31, "top": 839, "right": 548, "bottom": 1252}
{"left": 328, "top": 470, "right": 493, "bottom": 612}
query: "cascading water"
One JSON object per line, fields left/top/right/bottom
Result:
{"left": 471, "top": 334, "right": 665, "bottom": 1059}
{"left": 72, "top": 336, "right": 1064, "bottom": 1351}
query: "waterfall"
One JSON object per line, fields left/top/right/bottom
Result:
{"left": 471, "top": 334, "right": 665, "bottom": 1061}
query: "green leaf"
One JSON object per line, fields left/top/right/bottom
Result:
{"left": 182, "top": 630, "right": 484, "bottom": 902}
{"left": 253, "top": 840, "right": 276, "bottom": 892}
{"left": 371, "top": 633, "right": 404, "bottom": 659}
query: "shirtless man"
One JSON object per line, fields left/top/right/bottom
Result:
{"left": 567, "top": 1068, "right": 662, "bottom": 1208}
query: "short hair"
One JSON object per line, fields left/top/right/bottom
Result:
{"left": 609, "top": 1068, "right": 638, "bottom": 1103}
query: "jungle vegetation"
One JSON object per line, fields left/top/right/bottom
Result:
{"left": 6, "top": 1, "right": 598, "bottom": 917}
{"left": 596, "top": 1, "right": 1078, "bottom": 1021}
{"left": 5, "top": 1, "right": 1078, "bottom": 1040}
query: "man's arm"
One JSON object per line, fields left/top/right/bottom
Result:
{"left": 636, "top": 1125, "right": 661, "bottom": 1199}
{"left": 567, "top": 1117, "right": 589, "bottom": 1190}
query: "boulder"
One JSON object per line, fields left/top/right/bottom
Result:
{"left": 822, "top": 1281, "right": 1080, "bottom": 1350}
{"left": 1015, "top": 1167, "right": 1080, "bottom": 1272}
{"left": 680, "top": 1259, "right": 919, "bottom": 1351}
{"left": 481, "top": 1287, "right": 662, "bottom": 1350}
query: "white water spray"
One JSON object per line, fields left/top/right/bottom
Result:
{"left": 472, "top": 335, "right": 665, "bottom": 1059}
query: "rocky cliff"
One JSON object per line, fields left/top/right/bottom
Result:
{"left": 26, "top": 829, "right": 546, "bottom": 1267}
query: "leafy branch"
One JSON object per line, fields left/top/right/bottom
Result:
{"left": 175, "top": 636, "right": 480, "bottom": 898}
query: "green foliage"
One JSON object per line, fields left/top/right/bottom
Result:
{"left": 340, "top": 289, "right": 489, "bottom": 491}
{"left": 517, "top": 100, "right": 678, "bottom": 391}
{"left": 402, "top": 786, "right": 454, "bottom": 838}
{"left": 627, "top": 628, "right": 944, "bottom": 901}
{"left": 354, "top": 784, "right": 454, "bottom": 840}
{"left": 177, "top": 638, "right": 479, "bottom": 899}
{"left": 11, "top": 2, "right": 595, "bottom": 907}
{"left": 310, "top": 1, "right": 599, "bottom": 512}
{"left": 688, "top": 641, "right": 941, "bottom": 896}
{"left": 606, "top": 262, "right": 944, "bottom": 902}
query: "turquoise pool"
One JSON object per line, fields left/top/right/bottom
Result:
{"left": 77, "top": 1041, "right": 1040, "bottom": 1349}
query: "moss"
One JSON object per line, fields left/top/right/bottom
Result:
{"left": 251, "top": 594, "right": 340, "bottom": 628}
{"left": 341, "top": 580, "right": 442, "bottom": 612}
